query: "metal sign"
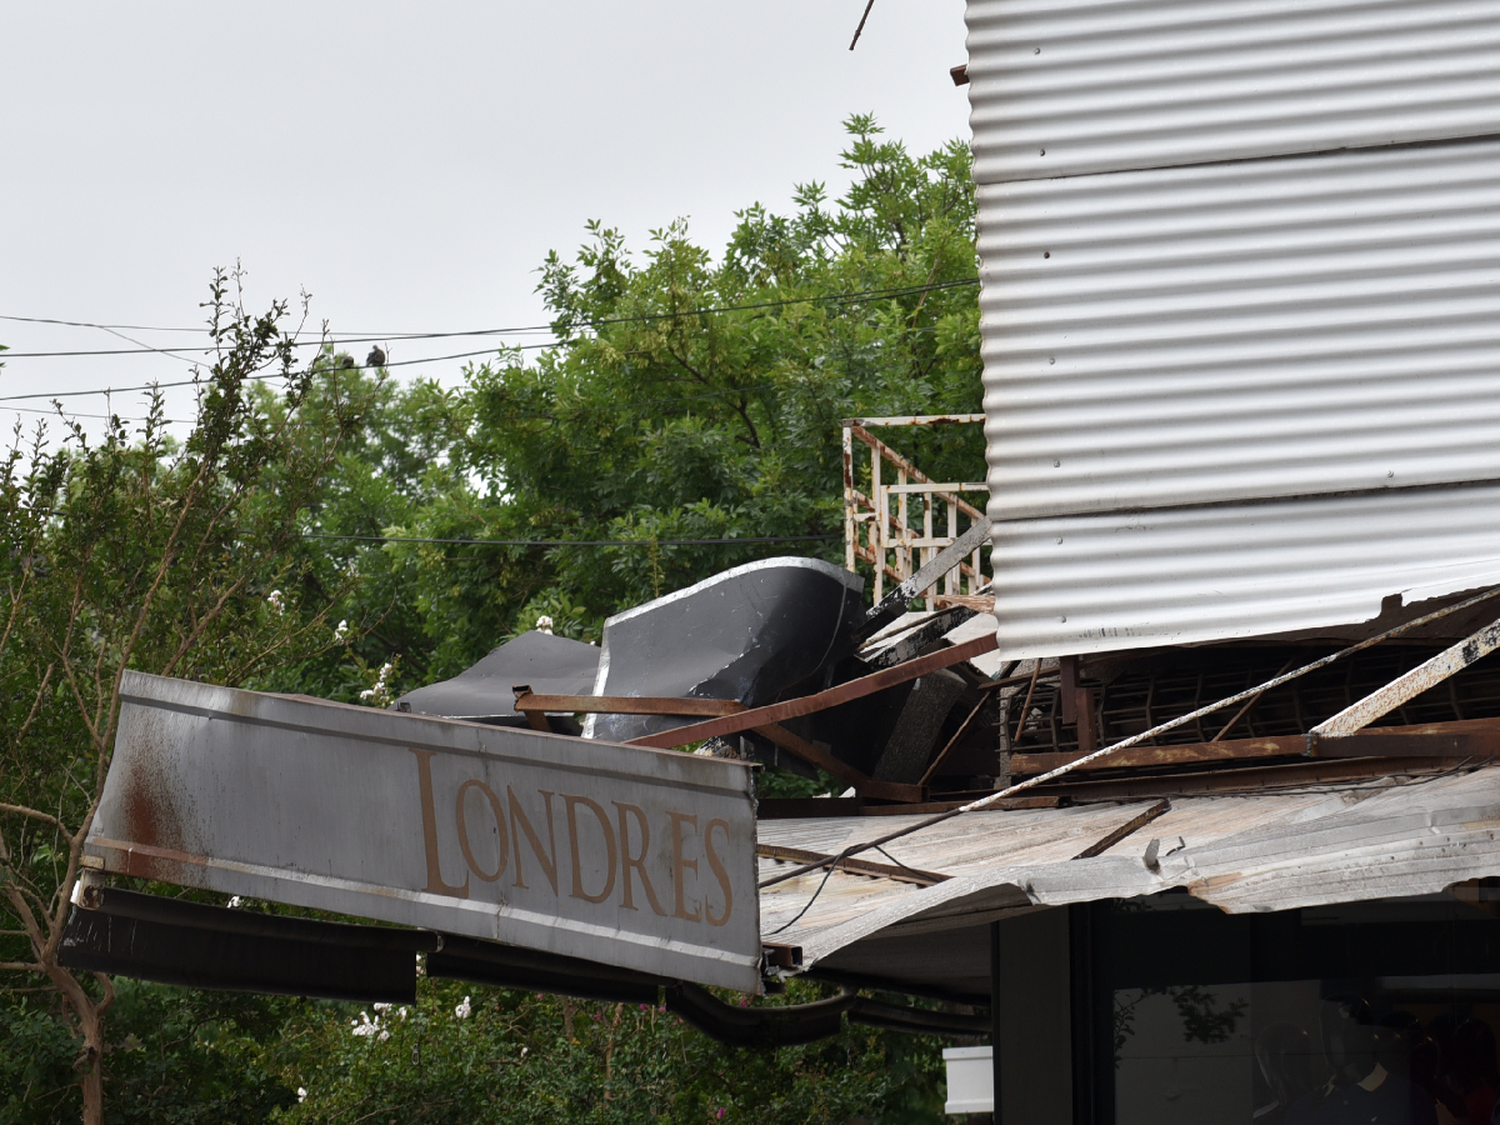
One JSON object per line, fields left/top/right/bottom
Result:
{"left": 87, "top": 672, "right": 762, "bottom": 992}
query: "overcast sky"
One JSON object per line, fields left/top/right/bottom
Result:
{"left": 0, "top": 2, "right": 970, "bottom": 443}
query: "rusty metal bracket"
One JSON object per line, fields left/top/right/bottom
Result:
{"left": 1072, "top": 800, "right": 1171, "bottom": 860}
{"left": 757, "top": 843, "right": 948, "bottom": 886}
{"left": 1309, "top": 614, "right": 1500, "bottom": 744}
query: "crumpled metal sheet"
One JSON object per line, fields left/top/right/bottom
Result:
{"left": 759, "top": 767, "right": 1500, "bottom": 968}
{"left": 396, "top": 630, "right": 600, "bottom": 726}
{"left": 584, "top": 557, "right": 864, "bottom": 743}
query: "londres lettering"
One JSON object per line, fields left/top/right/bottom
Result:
{"left": 410, "top": 749, "right": 736, "bottom": 926}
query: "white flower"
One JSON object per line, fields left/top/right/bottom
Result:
{"left": 520, "top": 1046, "right": 528, "bottom": 1058}
{"left": 454, "top": 995, "right": 472, "bottom": 1020}
{"left": 536, "top": 615, "right": 554, "bottom": 635}
{"left": 266, "top": 589, "right": 285, "bottom": 616}
{"left": 399, "top": 1007, "right": 408, "bottom": 1021}
{"left": 373, "top": 1002, "right": 391, "bottom": 1013}
{"left": 226, "top": 895, "right": 242, "bottom": 909}
{"left": 378, "top": 1029, "right": 390, "bottom": 1042}
{"left": 333, "top": 619, "right": 350, "bottom": 643}
{"left": 351, "top": 1011, "right": 381, "bottom": 1038}
{"left": 297, "top": 1087, "right": 307, "bottom": 1104}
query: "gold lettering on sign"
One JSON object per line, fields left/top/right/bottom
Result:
{"left": 703, "top": 818, "right": 733, "bottom": 926}
{"left": 455, "top": 779, "right": 509, "bottom": 882}
{"left": 667, "top": 811, "right": 700, "bottom": 922}
{"left": 563, "top": 794, "right": 618, "bottom": 904}
{"left": 508, "top": 787, "right": 558, "bottom": 893}
{"left": 410, "top": 749, "right": 470, "bottom": 899}
{"left": 614, "top": 802, "right": 667, "bottom": 915}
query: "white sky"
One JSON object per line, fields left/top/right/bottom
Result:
{"left": 0, "top": 2, "right": 971, "bottom": 444}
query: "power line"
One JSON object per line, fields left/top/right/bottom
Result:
{"left": 0, "top": 342, "right": 560, "bottom": 402}
{"left": 0, "top": 277, "right": 979, "bottom": 361}
{"left": 305, "top": 532, "right": 841, "bottom": 547}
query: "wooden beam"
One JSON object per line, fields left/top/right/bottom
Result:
{"left": 624, "top": 632, "right": 999, "bottom": 750}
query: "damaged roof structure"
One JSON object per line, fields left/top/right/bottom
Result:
{"left": 59, "top": 1, "right": 1500, "bottom": 1120}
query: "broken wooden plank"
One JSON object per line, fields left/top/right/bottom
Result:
{"left": 624, "top": 632, "right": 999, "bottom": 750}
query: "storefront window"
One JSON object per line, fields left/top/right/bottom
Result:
{"left": 1102, "top": 886, "right": 1500, "bottom": 1125}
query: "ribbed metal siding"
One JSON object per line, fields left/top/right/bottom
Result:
{"left": 965, "top": 0, "right": 1500, "bottom": 184}
{"left": 981, "top": 138, "right": 1500, "bottom": 521}
{"left": 989, "top": 482, "right": 1500, "bottom": 656}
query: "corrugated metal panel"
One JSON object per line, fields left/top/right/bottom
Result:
{"left": 988, "top": 482, "right": 1500, "bottom": 657}
{"left": 965, "top": 0, "right": 1500, "bottom": 184}
{"left": 981, "top": 139, "right": 1500, "bottom": 521}
{"left": 759, "top": 767, "right": 1500, "bottom": 969}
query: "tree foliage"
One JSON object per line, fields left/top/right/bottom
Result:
{"left": 0, "top": 119, "right": 980, "bottom": 1122}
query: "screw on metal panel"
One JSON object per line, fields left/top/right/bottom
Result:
{"left": 1049, "top": 357, "right": 1055, "bottom": 364}
{"left": 1039, "top": 148, "right": 1046, "bottom": 156}
{"left": 1060, "top": 616, "right": 1067, "bottom": 623}
{"left": 1034, "top": 47, "right": 1041, "bottom": 54}
{"left": 1388, "top": 470, "right": 1395, "bottom": 478}
{"left": 1053, "top": 459, "right": 1061, "bottom": 467}
{"left": 1043, "top": 251, "right": 1050, "bottom": 258}
{"left": 1057, "top": 537, "right": 1063, "bottom": 544}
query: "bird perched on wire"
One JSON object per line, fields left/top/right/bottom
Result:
{"left": 366, "top": 346, "right": 386, "bottom": 369}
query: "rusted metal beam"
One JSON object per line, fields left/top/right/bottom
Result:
{"left": 1313, "top": 731, "right": 1497, "bottom": 759}
{"left": 748, "top": 723, "right": 925, "bottom": 803}
{"left": 1010, "top": 735, "right": 1301, "bottom": 775}
{"left": 625, "top": 632, "right": 999, "bottom": 750}
{"left": 1072, "top": 799, "right": 1171, "bottom": 860}
{"left": 757, "top": 843, "right": 948, "bottom": 886}
{"left": 1026, "top": 756, "right": 1477, "bottom": 801}
{"left": 1311, "top": 614, "right": 1500, "bottom": 740}
{"left": 512, "top": 690, "right": 744, "bottom": 718}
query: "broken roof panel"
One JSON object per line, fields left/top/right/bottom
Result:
{"left": 759, "top": 767, "right": 1500, "bottom": 989}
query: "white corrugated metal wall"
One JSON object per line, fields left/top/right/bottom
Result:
{"left": 973, "top": 0, "right": 1500, "bottom": 656}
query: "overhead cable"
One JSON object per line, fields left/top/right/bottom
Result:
{"left": 305, "top": 532, "right": 841, "bottom": 548}
{"left": 0, "top": 277, "right": 979, "bottom": 361}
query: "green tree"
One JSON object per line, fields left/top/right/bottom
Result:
{"left": 355, "top": 115, "right": 981, "bottom": 687}
{"left": 0, "top": 273, "right": 368, "bottom": 1123}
